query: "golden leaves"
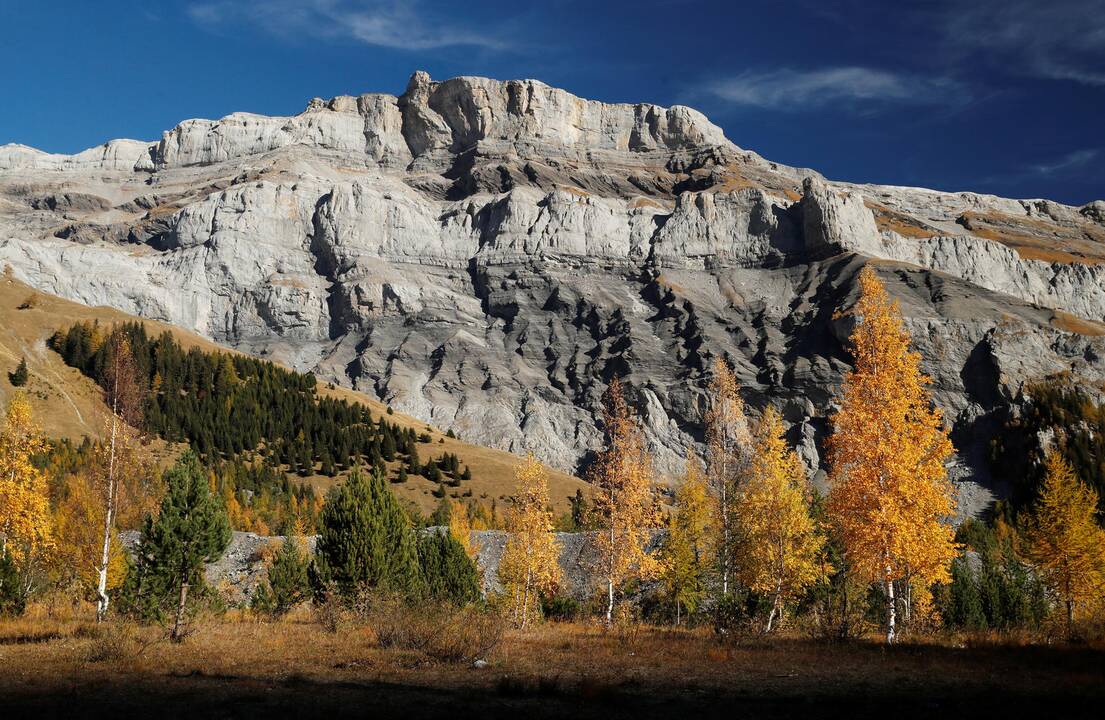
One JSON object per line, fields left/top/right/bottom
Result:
{"left": 0, "top": 393, "right": 53, "bottom": 563}
{"left": 500, "top": 454, "right": 562, "bottom": 627}
{"left": 1023, "top": 451, "right": 1105, "bottom": 620}
{"left": 826, "top": 266, "right": 957, "bottom": 587}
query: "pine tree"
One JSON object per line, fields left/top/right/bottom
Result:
{"left": 0, "top": 547, "right": 26, "bottom": 616}
{"left": 417, "top": 530, "right": 480, "bottom": 605}
{"left": 128, "top": 451, "right": 230, "bottom": 641}
{"left": 590, "top": 379, "right": 660, "bottom": 625}
{"left": 826, "top": 266, "right": 958, "bottom": 643}
{"left": 734, "top": 406, "right": 826, "bottom": 632}
{"left": 703, "top": 357, "right": 753, "bottom": 598}
{"left": 253, "top": 535, "right": 310, "bottom": 617}
{"left": 661, "top": 451, "right": 710, "bottom": 625}
{"left": 7, "top": 357, "right": 28, "bottom": 387}
{"left": 312, "top": 469, "right": 425, "bottom": 599}
{"left": 499, "top": 455, "right": 562, "bottom": 627}
{"left": 944, "top": 556, "right": 986, "bottom": 630}
{"left": 1022, "top": 451, "right": 1105, "bottom": 637}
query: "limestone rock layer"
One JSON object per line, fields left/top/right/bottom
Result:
{"left": 4, "top": 71, "right": 1105, "bottom": 516}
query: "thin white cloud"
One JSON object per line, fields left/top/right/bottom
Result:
{"left": 978, "top": 148, "right": 1100, "bottom": 187}
{"left": 706, "top": 66, "right": 969, "bottom": 111}
{"left": 1031, "top": 148, "right": 1100, "bottom": 177}
{"left": 187, "top": 0, "right": 510, "bottom": 51}
{"left": 940, "top": 0, "right": 1105, "bottom": 86}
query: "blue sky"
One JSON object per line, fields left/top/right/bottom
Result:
{"left": 1, "top": 0, "right": 1103, "bottom": 204}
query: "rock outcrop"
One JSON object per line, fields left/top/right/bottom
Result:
{"left": 4, "top": 71, "right": 1105, "bottom": 517}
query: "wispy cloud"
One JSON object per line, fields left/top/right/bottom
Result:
{"left": 705, "top": 66, "right": 969, "bottom": 112}
{"left": 979, "top": 148, "right": 1100, "bottom": 188}
{"left": 187, "top": 0, "right": 511, "bottom": 51}
{"left": 939, "top": 0, "right": 1105, "bottom": 86}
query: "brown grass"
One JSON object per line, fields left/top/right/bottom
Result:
{"left": 1, "top": 605, "right": 1102, "bottom": 718}
{"left": 866, "top": 202, "right": 939, "bottom": 239}
{"left": 1051, "top": 311, "right": 1105, "bottom": 336}
{"left": 957, "top": 211, "right": 1105, "bottom": 266}
{"left": 0, "top": 276, "right": 588, "bottom": 514}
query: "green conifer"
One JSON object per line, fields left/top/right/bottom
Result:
{"left": 311, "top": 469, "right": 425, "bottom": 599}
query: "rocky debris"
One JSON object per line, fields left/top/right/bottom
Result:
{"left": 3, "top": 71, "right": 1105, "bottom": 517}
{"left": 118, "top": 530, "right": 318, "bottom": 605}
{"left": 119, "top": 529, "right": 660, "bottom": 606}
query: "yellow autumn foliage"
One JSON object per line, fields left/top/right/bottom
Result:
{"left": 703, "top": 357, "right": 753, "bottom": 596}
{"left": 1022, "top": 451, "right": 1105, "bottom": 633}
{"left": 826, "top": 266, "right": 957, "bottom": 641}
{"left": 499, "top": 454, "right": 562, "bottom": 627}
{"left": 661, "top": 451, "right": 710, "bottom": 623}
{"left": 590, "top": 379, "right": 661, "bottom": 625}
{"left": 735, "top": 406, "right": 826, "bottom": 631}
{"left": 0, "top": 393, "right": 53, "bottom": 564}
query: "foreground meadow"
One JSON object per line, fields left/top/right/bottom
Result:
{"left": 1, "top": 605, "right": 1103, "bottom": 719}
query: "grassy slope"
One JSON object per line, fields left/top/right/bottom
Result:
{"left": 0, "top": 275, "right": 588, "bottom": 514}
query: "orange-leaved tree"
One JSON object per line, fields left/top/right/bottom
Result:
{"left": 499, "top": 454, "right": 562, "bottom": 627}
{"left": 1022, "top": 451, "right": 1105, "bottom": 637}
{"left": 826, "top": 266, "right": 957, "bottom": 643}
{"left": 0, "top": 393, "right": 53, "bottom": 600}
{"left": 735, "top": 406, "right": 826, "bottom": 632}
{"left": 590, "top": 378, "right": 660, "bottom": 625}
{"left": 703, "top": 357, "right": 753, "bottom": 597}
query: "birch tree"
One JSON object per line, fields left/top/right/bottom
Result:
{"left": 703, "top": 357, "right": 753, "bottom": 597}
{"left": 499, "top": 455, "right": 562, "bottom": 627}
{"left": 735, "top": 406, "right": 826, "bottom": 632}
{"left": 94, "top": 331, "right": 145, "bottom": 622}
{"left": 826, "top": 266, "right": 957, "bottom": 643}
{"left": 590, "top": 379, "right": 660, "bottom": 625}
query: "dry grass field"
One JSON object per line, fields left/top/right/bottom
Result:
{"left": 0, "top": 274, "right": 587, "bottom": 514}
{"left": 1, "top": 604, "right": 1102, "bottom": 719}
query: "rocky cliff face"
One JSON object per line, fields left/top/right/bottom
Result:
{"left": 4, "top": 71, "right": 1105, "bottom": 516}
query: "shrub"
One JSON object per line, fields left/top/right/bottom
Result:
{"left": 541, "top": 594, "right": 580, "bottom": 623}
{"left": 82, "top": 623, "right": 137, "bottom": 663}
{"left": 365, "top": 594, "right": 503, "bottom": 663}
{"left": 8, "top": 357, "right": 28, "bottom": 387}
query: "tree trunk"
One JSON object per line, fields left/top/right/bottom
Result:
{"left": 96, "top": 409, "right": 119, "bottom": 623}
{"left": 1067, "top": 599, "right": 1075, "bottom": 639}
{"left": 885, "top": 576, "right": 896, "bottom": 644}
{"left": 172, "top": 578, "right": 189, "bottom": 643}
{"left": 605, "top": 523, "right": 615, "bottom": 626}
{"left": 720, "top": 485, "right": 729, "bottom": 597}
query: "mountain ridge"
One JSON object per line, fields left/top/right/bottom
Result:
{"left": 3, "top": 71, "right": 1104, "bottom": 517}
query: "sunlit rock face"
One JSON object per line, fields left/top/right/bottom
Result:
{"left": 4, "top": 71, "right": 1105, "bottom": 517}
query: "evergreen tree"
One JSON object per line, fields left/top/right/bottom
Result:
{"left": 943, "top": 557, "right": 986, "bottom": 630}
{"left": 121, "top": 451, "right": 230, "bottom": 640}
{"left": 430, "top": 496, "right": 452, "bottom": 526}
{"left": 417, "top": 530, "right": 480, "bottom": 605}
{"left": 7, "top": 357, "right": 28, "bottom": 387}
{"left": 0, "top": 548, "right": 26, "bottom": 616}
{"left": 311, "top": 469, "right": 425, "bottom": 599}
{"left": 252, "top": 536, "right": 311, "bottom": 617}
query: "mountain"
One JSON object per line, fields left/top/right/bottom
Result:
{"left": 0, "top": 275, "right": 585, "bottom": 513}
{"left": 3, "top": 71, "right": 1104, "bottom": 516}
